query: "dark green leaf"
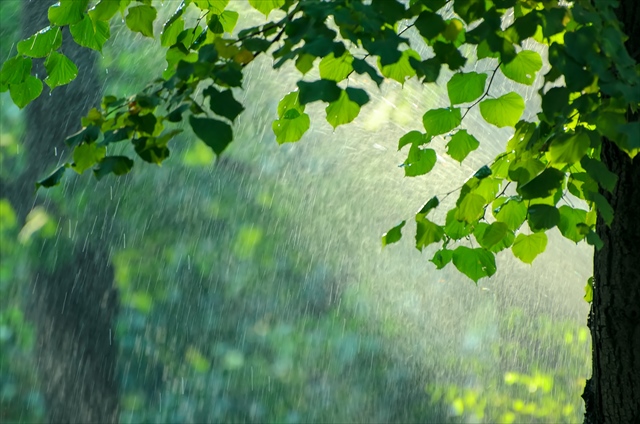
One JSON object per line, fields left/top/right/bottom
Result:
{"left": 414, "top": 10, "right": 446, "bottom": 39}
{"left": 206, "top": 88, "right": 245, "bottom": 122}
{"left": 415, "top": 216, "right": 444, "bottom": 251}
{"left": 352, "top": 58, "right": 384, "bottom": 85}
{"left": 93, "top": 156, "right": 134, "bottom": 180}
{"left": 297, "top": 79, "right": 341, "bottom": 104}
{"left": 189, "top": 116, "right": 233, "bottom": 155}
{"left": 36, "top": 166, "right": 67, "bottom": 189}
{"left": 580, "top": 157, "right": 618, "bottom": 192}
{"left": 558, "top": 206, "right": 588, "bottom": 243}
{"left": 345, "top": 87, "right": 369, "bottom": 107}
{"left": 382, "top": 221, "right": 405, "bottom": 246}
{"left": 403, "top": 145, "right": 437, "bottom": 177}
{"left": 417, "top": 196, "right": 439, "bottom": 215}
{"left": 527, "top": 204, "right": 560, "bottom": 231}
{"left": 517, "top": 167, "right": 565, "bottom": 200}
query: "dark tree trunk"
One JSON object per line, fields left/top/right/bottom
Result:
{"left": 9, "top": 2, "right": 121, "bottom": 422}
{"left": 584, "top": 1, "right": 640, "bottom": 422}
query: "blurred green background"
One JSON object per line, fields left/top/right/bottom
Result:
{"left": 1, "top": 1, "right": 591, "bottom": 423}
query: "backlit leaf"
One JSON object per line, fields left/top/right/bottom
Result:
{"left": 422, "top": 107, "right": 461, "bottom": 136}
{"left": 379, "top": 49, "right": 420, "bottom": 84}
{"left": 415, "top": 216, "right": 445, "bottom": 251}
{"left": 70, "top": 14, "right": 110, "bottom": 52}
{"left": 72, "top": 143, "right": 106, "bottom": 173}
{"left": 548, "top": 132, "right": 590, "bottom": 165}
{"left": 403, "top": 145, "right": 437, "bottom": 177}
{"left": 558, "top": 206, "right": 588, "bottom": 242}
{"left": 9, "top": 76, "right": 42, "bottom": 108}
{"left": 126, "top": 5, "right": 157, "bottom": 38}
{"left": 48, "top": 0, "right": 89, "bottom": 26}
{"left": 479, "top": 92, "right": 525, "bottom": 128}
{"left": 319, "top": 52, "right": 354, "bottom": 82}
{"left": 456, "top": 193, "right": 485, "bottom": 223}
{"left": 500, "top": 50, "right": 542, "bottom": 85}
{"left": 447, "top": 72, "right": 487, "bottom": 104}
{"left": 512, "top": 232, "right": 547, "bottom": 264}
{"left": 248, "top": 0, "right": 284, "bottom": 16}
{"left": 325, "top": 91, "right": 360, "bottom": 128}
{"left": 493, "top": 197, "right": 527, "bottom": 231}
{"left": 446, "top": 130, "right": 479, "bottom": 163}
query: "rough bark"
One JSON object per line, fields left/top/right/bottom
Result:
{"left": 12, "top": 2, "right": 120, "bottom": 422}
{"left": 584, "top": 1, "right": 640, "bottom": 422}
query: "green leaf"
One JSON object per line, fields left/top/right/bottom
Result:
{"left": 379, "top": 49, "right": 420, "bottom": 84}
{"left": 43, "top": 52, "right": 78, "bottom": 90}
{"left": 36, "top": 166, "right": 67, "bottom": 189}
{"left": 431, "top": 248, "right": 453, "bottom": 269}
{"left": 447, "top": 72, "right": 487, "bottom": 104}
{"left": 586, "top": 191, "right": 614, "bottom": 226}
{"left": 558, "top": 206, "right": 588, "bottom": 243}
{"left": 584, "top": 277, "right": 593, "bottom": 303}
{"left": 382, "top": 221, "right": 405, "bottom": 246}
{"left": 48, "top": 0, "right": 89, "bottom": 26}
{"left": 512, "top": 232, "right": 547, "bottom": 264}
{"left": 527, "top": 204, "right": 560, "bottom": 231}
{"left": 452, "top": 246, "right": 496, "bottom": 283}
{"left": 398, "top": 131, "right": 429, "bottom": 150}
{"left": 93, "top": 156, "right": 134, "bottom": 180}
{"left": 126, "top": 5, "right": 157, "bottom": 38}
{"left": 193, "top": 0, "right": 229, "bottom": 14}
{"left": 456, "top": 193, "right": 485, "bottom": 223}
{"left": 415, "top": 216, "right": 445, "bottom": 251}
{"left": 422, "top": 107, "right": 461, "bottom": 136}
{"left": 0, "top": 56, "right": 32, "bottom": 90}
{"left": 319, "top": 52, "right": 354, "bottom": 82}
{"left": 493, "top": 197, "right": 527, "bottom": 231}
{"left": 219, "top": 10, "right": 239, "bottom": 33}
{"left": 352, "top": 58, "right": 384, "bottom": 86}
{"left": 189, "top": 116, "right": 233, "bottom": 155}
{"left": 89, "top": 0, "right": 121, "bottom": 21}
{"left": 72, "top": 143, "right": 106, "bottom": 174}
{"left": 580, "top": 157, "right": 618, "bottom": 192}
{"left": 295, "top": 54, "right": 315, "bottom": 74}
{"left": 446, "top": 130, "right": 479, "bottom": 163}
{"left": 414, "top": 10, "right": 447, "bottom": 39}
{"left": 9, "top": 76, "right": 43, "bottom": 108}
{"left": 69, "top": 14, "right": 110, "bottom": 52}
{"left": 272, "top": 113, "right": 310, "bottom": 144}
{"left": 477, "top": 221, "right": 509, "bottom": 249}
{"left": 161, "top": 14, "right": 184, "bottom": 47}
{"left": 248, "top": 0, "right": 284, "bottom": 16}
{"left": 403, "top": 145, "right": 437, "bottom": 177}
{"left": 206, "top": 88, "right": 245, "bottom": 122}
{"left": 479, "top": 92, "right": 525, "bottom": 128}
{"left": 417, "top": 196, "right": 439, "bottom": 215}
{"left": 508, "top": 158, "right": 545, "bottom": 185}
{"left": 453, "top": 0, "right": 486, "bottom": 24}
{"left": 445, "top": 208, "right": 472, "bottom": 239}
{"left": 297, "top": 80, "right": 341, "bottom": 105}
{"left": 277, "top": 91, "right": 304, "bottom": 117}
{"left": 548, "top": 132, "right": 590, "bottom": 165}
{"left": 517, "top": 167, "right": 565, "bottom": 200}
{"left": 345, "top": 88, "right": 369, "bottom": 107}
{"left": 325, "top": 91, "right": 360, "bottom": 128}
{"left": 500, "top": 50, "right": 542, "bottom": 85}
{"left": 473, "top": 165, "right": 493, "bottom": 180}
{"left": 17, "top": 27, "right": 62, "bottom": 58}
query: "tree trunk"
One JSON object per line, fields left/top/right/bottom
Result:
{"left": 584, "top": 2, "right": 640, "bottom": 422}
{"left": 12, "top": 2, "right": 120, "bottom": 422}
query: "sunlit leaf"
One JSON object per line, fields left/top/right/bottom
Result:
{"left": 398, "top": 131, "right": 429, "bottom": 150}
{"left": 446, "top": 130, "right": 479, "bottom": 163}
{"left": 512, "top": 232, "right": 547, "bottom": 264}
{"left": 548, "top": 132, "right": 590, "bottom": 165}
{"left": 403, "top": 145, "right": 437, "bottom": 177}
{"left": 479, "top": 92, "right": 525, "bottom": 128}
{"left": 422, "top": 107, "right": 461, "bottom": 136}
{"left": 248, "top": 0, "right": 284, "bottom": 16}
{"left": 89, "top": 0, "right": 121, "bottom": 21}
{"left": 325, "top": 90, "right": 360, "bottom": 128}
{"left": 500, "top": 50, "right": 542, "bottom": 85}
{"left": 558, "top": 206, "right": 588, "bottom": 243}
{"left": 319, "top": 52, "right": 354, "bottom": 82}
{"left": 379, "top": 49, "right": 420, "bottom": 84}
{"left": 456, "top": 193, "right": 485, "bottom": 223}
{"left": 477, "top": 221, "right": 509, "bottom": 249}
{"left": 126, "top": 5, "right": 157, "bottom": 38}
{"left": 493, "top": 197, "right": 527, "bottom": 231}
{"left": 447, "top": 72, "right": 487, "bottom": 104}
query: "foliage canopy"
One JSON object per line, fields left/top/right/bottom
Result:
{"left": 2, "top": 0, "right": 638, "bottom": 283}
